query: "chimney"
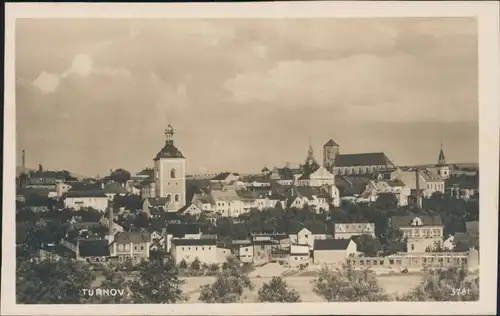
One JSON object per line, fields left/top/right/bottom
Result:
{"left": 22, "top": 150, "right": 26, "bottom": 174}
{"left": 107, "top": 205, "right": 114, "bottom": 244}
{"left": 76, "top": 239, "right": 80, "bottom": 259}
{"left": 415, "top": 169, "right": 422, "bottom": 209}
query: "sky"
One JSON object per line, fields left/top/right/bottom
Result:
{"left": 15, "top": 18, "right": 478, "bottom": 177}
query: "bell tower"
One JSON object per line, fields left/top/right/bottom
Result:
{"left": 153, "top": 123, "right": 187, "bottom": 211}
{"left": 436, "top": 142, "right": 450, "bottom": 179}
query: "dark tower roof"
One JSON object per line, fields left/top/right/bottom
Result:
{"left": 154, "top": 124, "right": 185, "bottom": 161}
{"left": 437, "top": 143, "right": 446, "bottom": 166}
{"left": 324, "top": 139, "right": 339, "bottom": 147}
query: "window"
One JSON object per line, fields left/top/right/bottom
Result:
{"left": 188, "top": 247, "right": 191, "bottom": 250}
{"left": 118, "top": 244, "right": 124, "bottom": 251}
{"left": 134, "top": 245, "right": 138, "bottom": 251}
{"left": 182, "top": 247, "right": 184, "bottom": 251}
{"left": 140, "top": 245, "right": 144, "bottom": 251}
{"left": 373, "top": 260, "right": 378, "bottom": 265}
{"left": 95, "top": 257, "right": 100, "bottom": 262}
{"left": 245, "top": 248, "right": 249, "bottom": 252}
{"left": 411, "top": 244, "right": 415, "bottom": 251}
{"left": 208, "top": 247, "right": 212, "bottom": 250}
{"left": 366, "top": 260, "right": 371, "bottom": 265}
{"left": 389, "top": 259, "right": 394, "bottom": 265}
{"left": 171, "top": 169, "right": 176, "bottom": 178}
{"left": 380, "top": 260, "right": 384, "bottom": 265}
{"left": 195, "top": 247, "right": 198, "bottom": 251}
{"left": 125, "top": 244, "right": 130, "bottom": 251}
{"left": 175, "top": 194, "right": 180, "bottom": 202}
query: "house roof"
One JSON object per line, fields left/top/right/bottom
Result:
{"left": 103, "top": 182, "right": 127, "bottom": 194}
{"left": 211, "top": 189, "right": 240, "bottom": 202}
{"left": 211, "top": 172, "right": 238, "bottom": 181}
{"left": 177, "top": 203, "right": 200, "bottom": 214}
{"left": 145, "top": 197, "right": 170, "bottom": 207}
{"left": 166, "top": 223, "right": 201, "bottom": 237}
{"left": 171, "top": 239, "right": 217, "bottom": 246}
{"left": 324, "top": 139, "right": 339, "bottom": 147}
{"left": 29, "top": 170, "right": 68, "bottom": 180}
{"left": 334, "top": 153, "right": 394, "bottom": 167}
{"left": 391, "top": 215, "right": 443, "bottom": 227}
{"left": 78, "top": 239, "right": 110, "bottom": 257}
{"left": 66, "top": 190, "right": 108, "bottom": 198}
{"left": 445, "top": 175, "right": 479, "bottom": 190}
{"left": 153, "top": 141, "right": 185, "bottom": 160}
{"left": 335, "top": 176, "right": 371, "bottom": 196}
{"left": 314, "top": 239, "right": 352, "bottom": 251}
{"left": 136, "top": 168, "right": 154, "bottom": 177}
{"left": 114, "top": 232, "right": 150, "bottom": 243}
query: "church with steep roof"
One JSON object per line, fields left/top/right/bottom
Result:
{"left": 140, "top": 124, "right": 187, "bottom": 211}
{"left": 322, "top": 139, "right": 395, "bottom": 176}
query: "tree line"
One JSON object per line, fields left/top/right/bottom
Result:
{"left": 17, "top": 252, "right": 479, "bottom": 304}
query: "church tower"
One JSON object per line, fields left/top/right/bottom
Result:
{"left": 302, "top": 139, "right": 320, "bottom": 174}
{"left": 153, "top": 124, "right": 186, "bottom": 211}
{"left": 436, "top": 142, "right": 450, "bottom": 179}
{"left": 323, "top": 139, "right": 339, "bottom": 172}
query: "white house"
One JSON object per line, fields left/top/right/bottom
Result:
{"left": 211, "top": 189, "right": 244, "bottom": 217}
{"left": 296, "top": 166, "right": 335, "bottom": 187}
{"left": 171, "top": 239, "right": 218, "bottom": 265}
{"left": 289, "top": 227, "right": 330, "bottom": 250}
{"left": 177, "top": 203, "right": 202, "bottom": 217}
{"left": 289, "top": 244, "right": 311, "bottom": 267}
{"left": 64, "top": 191, "right": 109, "bottom": 212}
{"left": 334, "top": 223, "right": 376, "bottom": 240}
{"left": 313, "top": 239, "right": 357, "bottom": 265}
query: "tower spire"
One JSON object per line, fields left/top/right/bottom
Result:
{"left": 437, "top": 141, "right": 446, "bottom": 165}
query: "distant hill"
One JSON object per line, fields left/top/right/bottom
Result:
{"left": 15, "top": 166, "right": 91, "bottom": 179}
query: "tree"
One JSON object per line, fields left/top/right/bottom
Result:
{"left": 126, "top": 255, "right": 185, "bottom": 303}
{"left": 399, "top": 267, "right": 479, "bottom": 301}
{"left": 107, "top": 168, "right": 131, "bottom": 184}
{"left": 258, "top": 276, "right": 300, "bottom": 302}
{"left": 312, "top": 266, "right": 389, "bottom": 302}
{"left": 133, "top": 212, "right": 150, "bottom": 229}
{"left": 179, "top": 259, "right": 188, "bottom": 270}
{"left": 199, "top": 256, "right": 254, "bottom": 303}
{"left": 190, "top": 258, "right": 201, "bottom": 272}
{"left": 379, "top": 225, "right": 407, "bottom": 256}
{"left": 374, "top": 193, "right": 399, "bottom": 210}
{"left": 78, "top": 208, "right": 103, "bottom": 222}
{"left": 355, "top": 234, "right": 382, "bottom": 257}
{"left": 17, "top": 257, "right": 94, "bottom": 303}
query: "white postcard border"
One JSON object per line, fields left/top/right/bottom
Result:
{"left": 3, "top": 1, "right": 499, "bottom": 315}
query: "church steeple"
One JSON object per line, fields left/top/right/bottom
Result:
{"left": 164, "top": 124, "right": 175, "bottom": 144}
{"left": 437, "top": 141, "right": 446, "bottom": 166}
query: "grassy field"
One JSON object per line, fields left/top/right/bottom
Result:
{"left": 92, "top": 270, "right": 423, "bottom": 303}
{"left": 179, "top": 273, "right": 423, "bottom": 303}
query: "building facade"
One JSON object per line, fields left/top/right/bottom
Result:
{"left": 391, "top": 215, "right": 444, "bottom": 253}
{"left": 334, "top": 223, "right": 375, "bottom": 239}
{"left": 153, "top": 124, "right": 186, "bottom": 211}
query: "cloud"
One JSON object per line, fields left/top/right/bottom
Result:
{"left": 223, "top": 50, "right": 477, "bottom": 122}
{"left": 30, "top": 53, "right": 131, "bottom": 94}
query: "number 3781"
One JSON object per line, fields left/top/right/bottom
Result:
{"left": 451, "top": 288, "right": 471, "bottom": 296}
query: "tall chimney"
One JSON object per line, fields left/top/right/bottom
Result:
{"left": 107, "top": 205, "right": 114, "bottom": 244}
{"left": 415, "top": 169, "right": 422, "bottom": 209}
{"left": 22, "top": 150, "right": 26, "bottom": 174}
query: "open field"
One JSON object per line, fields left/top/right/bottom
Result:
{"left": 179, "top": 274, "right": 423, "bottom": 303}
{"left": 92, "top": 270, "right": 423, "bottom": 302}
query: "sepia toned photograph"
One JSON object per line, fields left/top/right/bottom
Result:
{"left": 2, "top": 1, "right": 499, "bottom": 316}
